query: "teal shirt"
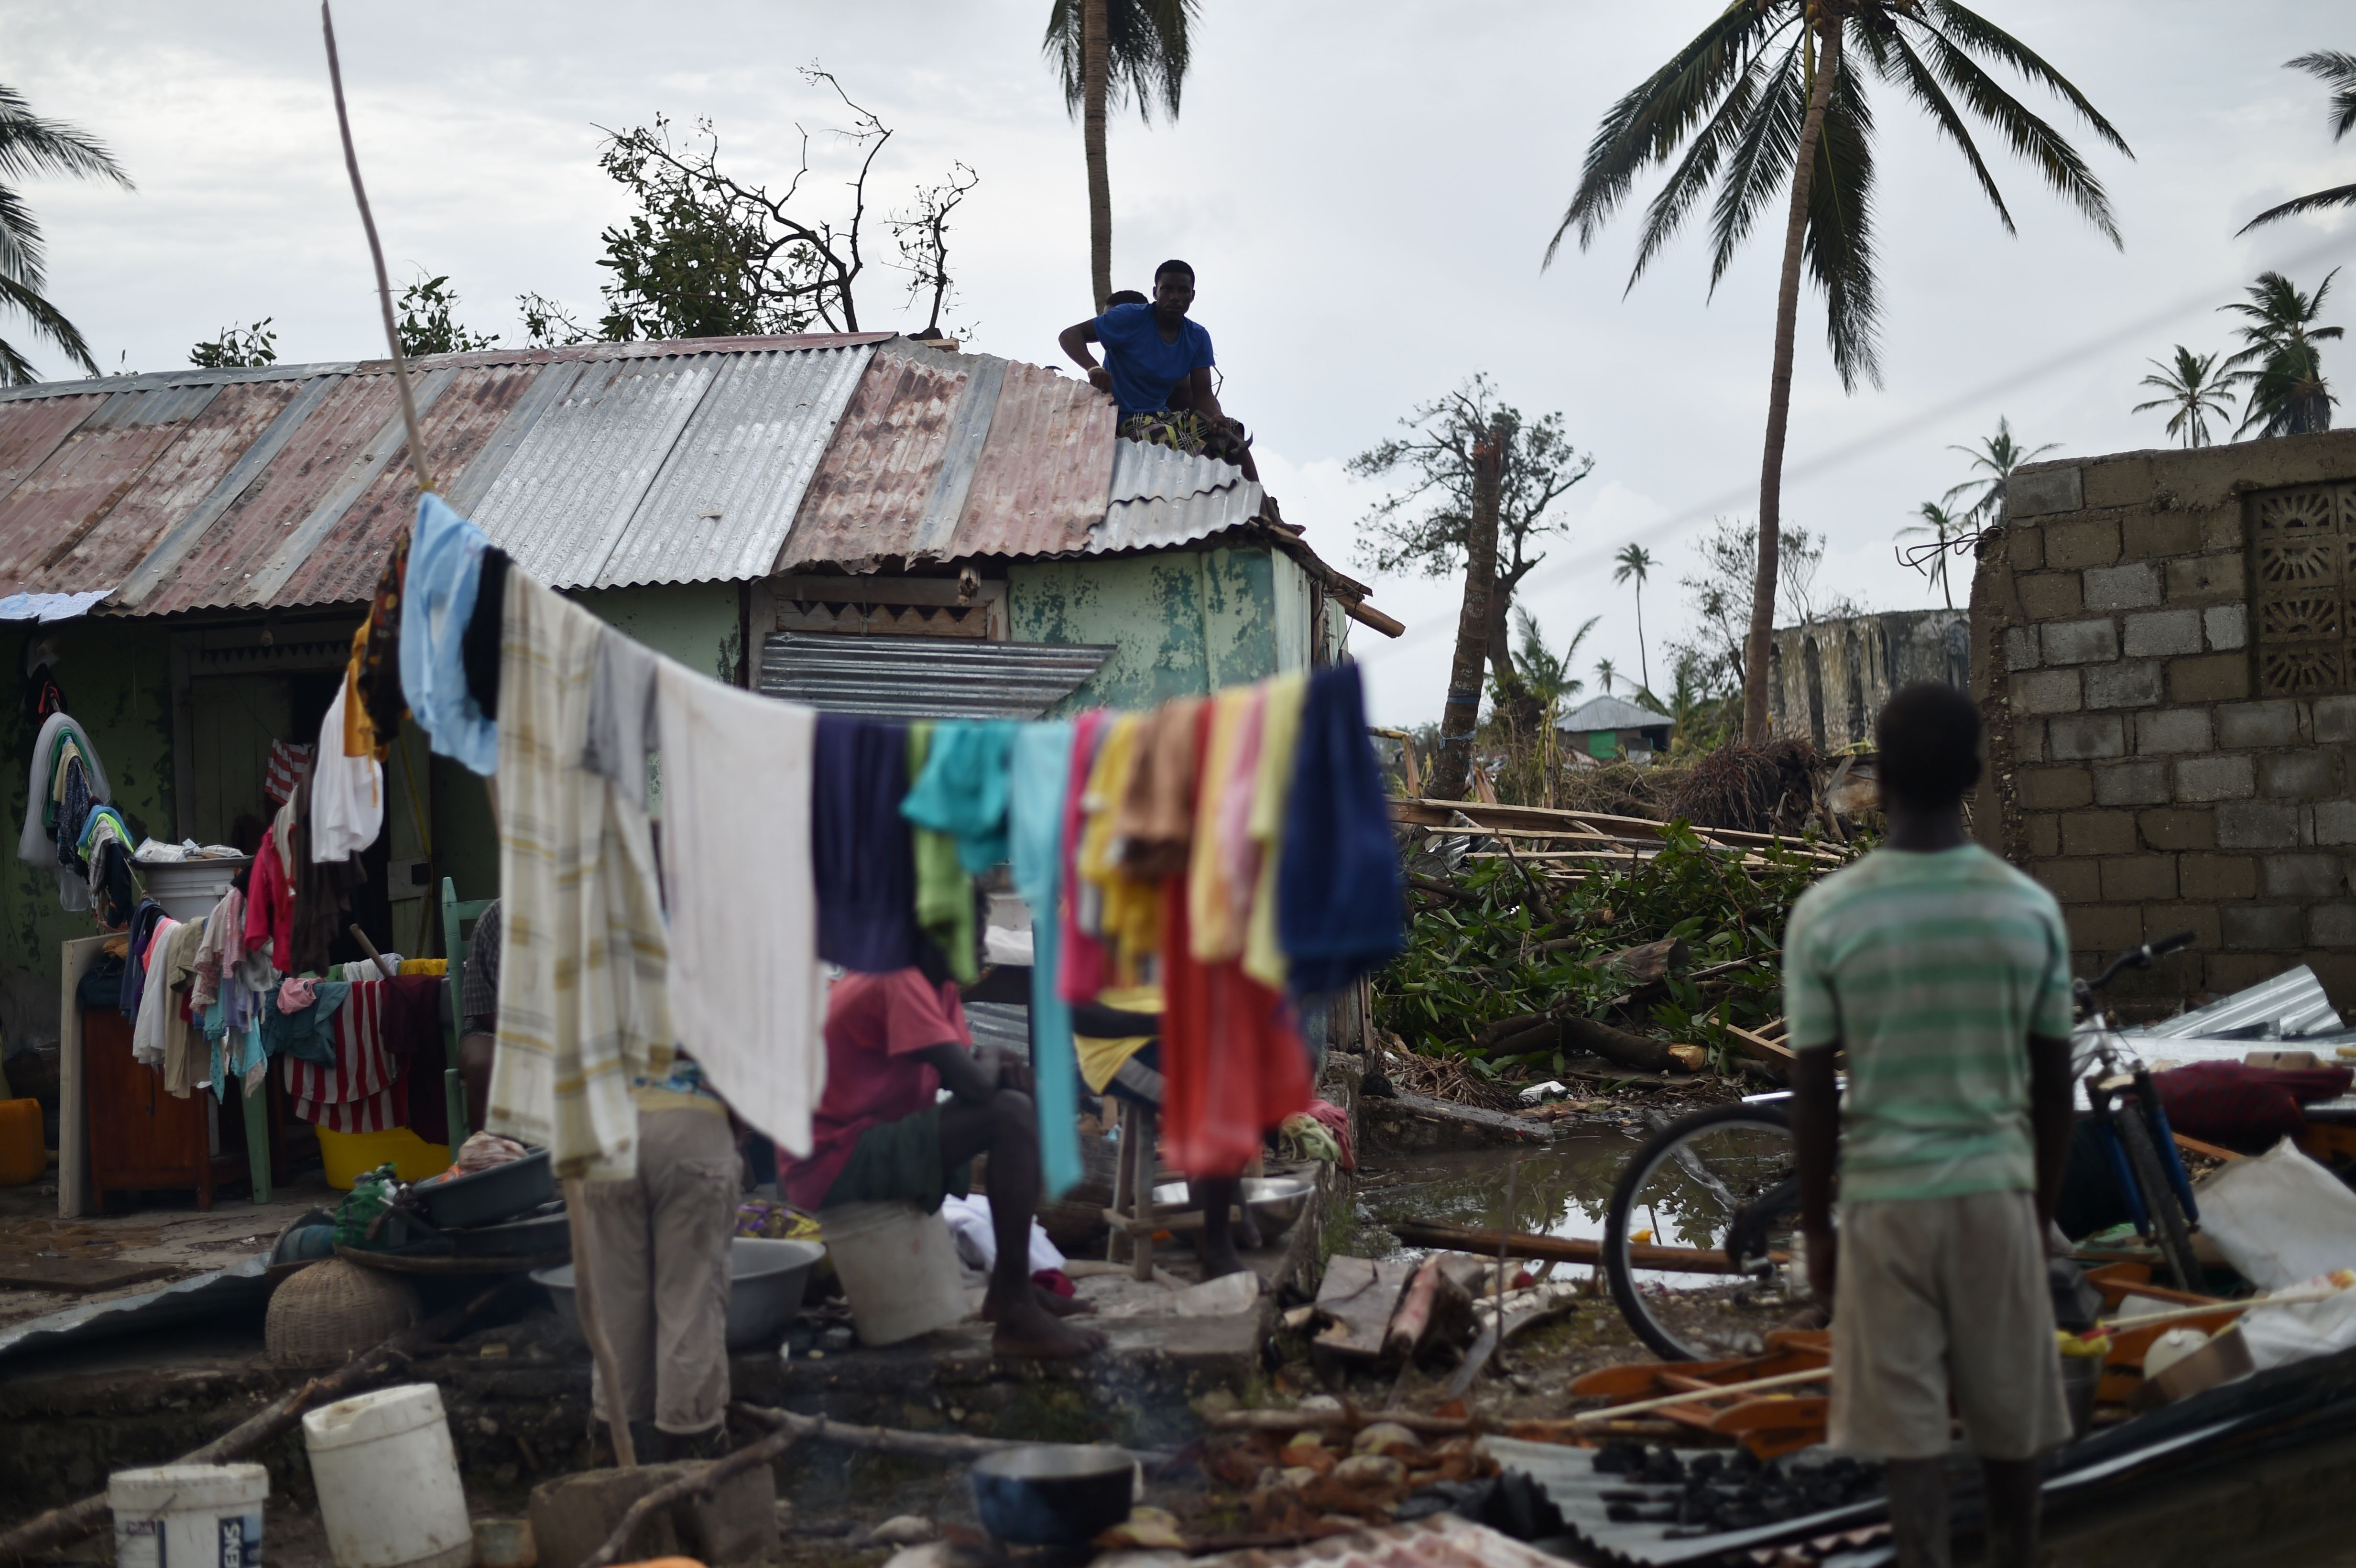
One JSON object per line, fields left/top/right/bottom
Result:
{"left": 1784, "top": 844, "right": 2073, "bottom": 1203}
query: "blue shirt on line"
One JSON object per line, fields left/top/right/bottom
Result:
{"left": 1093, "top": 302, "right": 1214, "bottom": 422}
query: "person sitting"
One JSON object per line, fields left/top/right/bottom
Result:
{"left": 1058, "top": 260, "right": 1257, "bottom": 480}
{"left": 783, "top": 948, "right": 1104, "bottom": 1360}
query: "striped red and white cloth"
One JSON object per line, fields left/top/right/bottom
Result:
{"left": 283, "top": 982, "right": 407, "bottom": 1134}
{"left": 263, "top": 740, "right": 315, "bottom": 808}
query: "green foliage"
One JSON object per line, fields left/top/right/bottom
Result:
{"left": 188, "top": 317, "right": 276, "bottom": 369}
{"left": 1042, "top": 0, "right": 1201, "bottom": 124}
{"left": 395, "top": 273, "right": 499, "bottom": 358}
{"left": 0, "top": 82, "right": 133, "bottom": 384}
{"left": 1375, "top": 822, "right": 1849, "bottom": 1081}
{"left": 2132, "top": 345, "right": 2237, "bottom": 449}
{"left": 2223, "top": 269, "right": 2342, "bottom": 438}
{"left": 2238, "top": 52, "right": 2356, "bottom": 234}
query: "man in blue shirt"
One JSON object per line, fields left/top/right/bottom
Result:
{"left": 1059, "top": 260, "right": 1257, "bottom": 479}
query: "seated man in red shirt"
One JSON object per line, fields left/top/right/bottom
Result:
{"left": 785, "top": 957, "right": 1104, "bottom": 1360}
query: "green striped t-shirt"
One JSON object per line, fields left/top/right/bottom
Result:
{"left": 1784, "top": 844, "right": 2073, "bottom": 1203}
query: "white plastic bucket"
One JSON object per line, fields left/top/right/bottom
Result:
{"left": 109, "top": 1463, "right": 268, "bottom": 1568}
{"left": 820, "top": 1200, "right": 968, "bottom": 1345}
{"left": 301, "top": 1383, "right": 472, "bottom": 1568}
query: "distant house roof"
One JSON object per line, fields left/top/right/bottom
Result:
{"left": 0, "top": 333, "right": 1381, "bottom": 622}
{"left": 1556, "top": 694, "right": 1674, "bottom": 733}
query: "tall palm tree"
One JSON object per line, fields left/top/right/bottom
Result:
{"left": 1945, "top": 415, "right": 2058, "bottom": 528}
{"left": 1550, "top": 3, "right": 2128, "bottom": 743}
{"left": 1612, "top": 542, "right": 1656, "bottom": 692}
{"left": 0, "top": 85, "right": 131, "bottom": 385}
{"left": 1043, "top": 0, "right": 1199, "bottom": 311}
{"left": 1594, "top": 656, "right": 1620, "bottom": 696}
{"left": 2238, "top": 52, "right": 2356, "bottom": 234}
{"left": 1511, "top": 608, "right": 1601, "bottom": 708}
{"left": 2132, "top": 345, "right": 2237, "bottom": 449}
{"left": 1896, "top": 499, "right": 1967, "bottom": 609}
{"left": 2223, "top": 270, "right": 2342, "bottom": 438}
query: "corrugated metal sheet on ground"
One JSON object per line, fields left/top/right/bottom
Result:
{"left": 1190, "top": 1516, "right": 1563, "bottom": 1568}
{"left": 2130, "top": 964, "right": 2345, "bottom": 1041}
{"left": 755, "top": 632, "right": 1111, "bottom": 719}
{"left": 1091, "top": 437, "right": 1265, "bottom": 555}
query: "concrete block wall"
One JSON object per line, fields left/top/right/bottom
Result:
{"left": 1970, "top": 430, "right": 2356, "bottom": 1016}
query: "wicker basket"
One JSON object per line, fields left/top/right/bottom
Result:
{"left": 265, "top": 1259, "right": 421, "bottom": 1366}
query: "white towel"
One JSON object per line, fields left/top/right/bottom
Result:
{"left": 308, "top": 685, "right": 384, "bottom": 863}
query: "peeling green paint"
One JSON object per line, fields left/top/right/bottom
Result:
{"left": 1008, "top": 544, "right": 1310, "bottom": 711}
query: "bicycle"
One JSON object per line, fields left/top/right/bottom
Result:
{"left": 1599, "top": 933, "right": 2203, "bottom": 1361}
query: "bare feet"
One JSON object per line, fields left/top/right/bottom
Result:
{"left": 986, "top": 1289, "right": 1106, "bottom": 1360}
{"left": 982, "top": 1283, "right": 1098, "bottom": 1320}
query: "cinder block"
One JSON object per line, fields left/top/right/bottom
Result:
{"left": 2061, "top": 811, "right": 2138, "bottom": 856}
{"left": 2315, "top": 800, "right": 2356, "bottom": 846}
{"left": 2135, "top": 708, "right": 2214, "bottom": 755}
{"left": 2122, "top": 512, "right": 2200, "bottom": 559}
{"left": 2262, "top": 751, "right": 2338, "bottom": 799}
{"left": 2093, "top": 760, "right": 2171, "bottom": 806}
{"left": 2314, "top": 695, "right": 2356, "bottom": 743}
{"left": 2070, "top": 904, "right": 2146, "bottom": 953}
{"left": 2017, "top": 572, "right": 2084, "bottom": 620}
{"left": 2311, "top": 905, "right": 2356, "bottom": 947}
{"left": 2203, "top": 510, "right": 2247, "bottom": 551}
{"left": 2138, "top": 808, "right": 2216, "bottom": 850}
{"left": 2028, "top": 812, "right": 2062, "bottom": 857}
{"left": 2018, "top": 766, "right": 2095, "bottom": 810}
{"left": 2150, "top": 904, "right": 2222, "bottom": 950}
{"left": 2204, "top": 604, "right": 2248, "bottom": 652}
{"left": 2084, "top": 563, "right": 2162, "bottom": 611}
{"left": 2086, "top": 661, "right": 2163, "bottom": 709}
{"left": 2225, "top": 904, "right": 2306, "bottom": 950}
{"left": 2009, "top": 526, "right": 2046, "bottom": 571}
{"left": 2013, "top": 668, "right": 2083, "bottom": 715}
{"left": 2009, "top": 466, "right": 2085, "bottom": 519}
{"left": 2043, "top": 618, "right": 2120, "bottom": 665}
{"left": 2218, "top": 799, "right": 2303, "bottom": 849}
{"left": 2175, "top": 754, "right": 2255, "bottom": 801}
{"left": 2169, "top": 653, "right": 2250, "bottom": 704}
{"left": 2004, "top": 626, "right": 2040, "bottom": 671}
{"left": 2209, "top": 952, "right": 2289, "bottom": 995}
{"left": 2047, "top": 517, "right": 2120, "bottom": 570}
{"left": 2263, "top": 853, "right": 2346, "bottom": 899}
{"left": 2101, "top": 855, "right": 2177, "bottom": 901}
{"left": 2048, "top": 714, "right": 2125, "bottom": 760}
{"left": 531, "top": 1463, "right": 778, "bottom": 1568}
{"left": 2123, "top": 609, "right": 2203, "bottom": 658}
{"left": 2179, "top": 854, "right": 2258, "bottom": 901}
{"left": 2217, "top": 700, "right": 2301, "bottom": 749}
{"left": 2165, "top": 555, "right": 2246, "bottom": 604}
{"left": 2033, "top": 858, "right": 2102, "bottom": 904}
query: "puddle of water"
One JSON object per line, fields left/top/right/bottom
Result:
{"left": 1345, "top": 1132, "right": 1644, "bottom": 1260}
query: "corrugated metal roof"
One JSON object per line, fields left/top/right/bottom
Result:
{"left": 1558, "top": 695, "right": 1675, "bottom": 732}
{"left": 1091, "top": 437, "right": 1266, "bottom": 554}
{"left": 2132, "top": 963, "right": 2345, "bottom": 1040}
{"left": 949, "top": 358, "right": 1117, "bottom": 558}
{"left": 775, "top": 345, "right": 970, "bottom": 574}
{"left": 755, "top": 631, "right": 1111, "bottom": 719}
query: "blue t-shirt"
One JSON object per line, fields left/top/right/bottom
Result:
{"left": 1093, "top": 302, "right": 1214, "bottom": 422}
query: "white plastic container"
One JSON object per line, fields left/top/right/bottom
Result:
{"left": 820, "top": 1200, "right": 968, "bottom": 1345}
{"left": 301, "top": 1383, "right": 472, "bottom": 1568}
{"left": 109, "top": 1462, "right": 268, "bottom": 1568}
{"left": 138, "top": 855, "right": 251, "bottom": 921}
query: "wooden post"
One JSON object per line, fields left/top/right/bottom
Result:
{"left": 564, "top": 1176, "right": 639, "bottom": 1468}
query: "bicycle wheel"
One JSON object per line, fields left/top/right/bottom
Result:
{"left": 2115, "top": 1103, "right": 2200, "bottom": 1292}
{"left": 1604, "top": 1103, "right": 1804, "bottom": 1361}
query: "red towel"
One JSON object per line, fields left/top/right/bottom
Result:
{"left": 283, "top": 982, "right": 408, "bottom": 1135}
{"left": 1160, "top": 860, "right": 1312, "bottom": 1180}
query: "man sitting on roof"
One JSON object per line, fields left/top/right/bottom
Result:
{"left": 1059, "top": 260, "right": 1258, "bottom": 481}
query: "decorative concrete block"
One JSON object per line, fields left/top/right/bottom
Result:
{"left": 2123, "top": 609, "right": 2202, "bottom": 658}
{"left": 2101, "top": 855, "right": 2177, "bottom": 901}
{"left": 2043, "top": 619, "right": 2120, "bottom": 665}
{"left": 2218, "top": 799, "right": 2303, "bottom": 849}
{"left": 2262, "top": 751, "right": 2338, "bottom": 800}
{"left": 2138, "top": 807, "right": 2216, "bottom": 850}
{"left": 2204, "top": 604, "right": 2247, "bottom": 652}
{"left": 2216, "top": 700, "right": 2301, "bottom": 749}
{"left": 2179, "top": 854, "right": 2258, "bottom": 901}
{"left": 2018, "top": 767, "right": 2095, "bottom": 810}
{"left": 2314, "top": 695, "right": 2356, "bottom": 743}
{"left": 2135, "top": 708, "right": 2214, "bottom": 755}
{"left": 2062, "top": 811, "right": 2138, "bottom": 857}
{"left": 2084, "top": 563, "right": 2162, "bottom": 611}
{"left": 2004, "top": 626, "right": 2040, "bottom": 671}
{"left": 2008, "top": 466, "right": 2084, "bottom": 520}
{"left": 2225, "top": 904, "right": 2306, "bottom": 950}
{"left": 2175, "top": 754, "right": 2255, "bottom": 802}
{"left": 2168, "top": 653, "right": 2249, "bottom": 704}
{"left": 2048, "top": 714, "right": 2125, "bottom": 760}
{"left": 2085, "top": 661, "right": 2163, "bottom": 709}
{"left": 2263, "top": 853, "right": 2346, "bottom": 899}
{"left": 2013, "top": 668, "right": 2083, "bottom": 715}
{"left": 2093, "top": 760, "right": 2171, "bottom": 806}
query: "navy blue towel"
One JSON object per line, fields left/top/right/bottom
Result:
{"left": 812, "top": 713, "right": 921, "bottom": 972}
{"left": 1276, "top": 663, "right": 1405, "bottom": 995}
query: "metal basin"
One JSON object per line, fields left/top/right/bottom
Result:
{"left": 969, "top": 1444, "right": 1138, "bottom": 1545}
{"left": 534, "top": 1236, "right": 825, "bottom": 1352}
{"left": 1152, "top": 1174, "right": 1317, "bottom": 1238}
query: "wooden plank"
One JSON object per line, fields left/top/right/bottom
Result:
{"left": 1311, "top": 1256, "right": 1416, "bottom": 1360}
{"left": 1387, "top": 1220, "right": 1774, "bottom": 1276}
{"left": 2174, "top": 1132, "right": 2246, "bottom": 1163}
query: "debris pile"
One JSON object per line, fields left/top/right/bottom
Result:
{"left": 1592, "top": 1443, "right": 1881, "bottom": 1535}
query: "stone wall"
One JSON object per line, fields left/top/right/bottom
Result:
{"left": 1970, "top": 429, "right": 2356, "bottom": 1014}
{"left": 1768, "top": 608, "right": 1969, "bottom": 750}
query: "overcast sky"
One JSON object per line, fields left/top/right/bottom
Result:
{"left": 8, "top": 2, "right": 2352, "bottom": 725}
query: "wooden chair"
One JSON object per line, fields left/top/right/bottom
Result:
{"left": 440, "top": 878, "right": 496, "bottom": 1146}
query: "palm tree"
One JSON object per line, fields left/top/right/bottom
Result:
{"left": 1896, "top": 499, "right": 1967, "bottom": 609}
{"left": 2238, "top": 52, "right": 2356, "bottom": 234}
{"left": 1612, "top": 542, "right": 1657, "bottom": 692}
{"left": 2222, "top": 270, "right": 2342, "bottom": 438}
{"left": 1945, "top": 416, "right": 2059, "bottom": 528}
{"left": 1511, "top": 607, "right": 1600, "bottom": 708}
{"left": 0, "top": 85, "right": 132, "bottom": 385}
{"left": 1550, "top": 3, "right": 2128, "bottom": 743}
{"left": 1595, "top": 656, "right": 1620, "bottom": 696}
{"left": 2132, "top": 345, "right": 2237, "bottom": 448}
{"left": 1043, "top": 0, "right": 1199, "bottom": 311}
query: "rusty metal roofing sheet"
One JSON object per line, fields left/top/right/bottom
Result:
{"left": 755, "top": 631, "right": 1111, "bottom": 719}
{"left": 0, "top": 393, "right": 101, "bottom": 502}
{"left": 0, "top": 382, "right": 224, "bottom": 589}
{"left": 597, "top": 343, "right": 875, "bottom": 589}
{"left": 1091, "top": 438, "right": 1266, "bottom": 555}
{"left": 952, "top": 358, "right": 1116, "bottom": 558}
{"left": 774, "top": 345, "right": 971, "bottom": 574}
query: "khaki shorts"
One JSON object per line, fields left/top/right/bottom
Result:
{"left": 1830, "top": 1189, "right": 2074, "bottom": 1461}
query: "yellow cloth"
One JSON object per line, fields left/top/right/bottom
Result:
{"left": 1073, "top": 983, "right": 1163, "bottom": 1094}
{"left": 343, "top": 624, "right": 380, "bottom": 760}
{"left": 1077, "top": 714, "right": 1157, "bottom": 978}
{"left": 398, "top": 958, "right": 447, "bottom": 977}
{"left": 1243, "top": 672, "right": 1309, "bottom": 990}
{"left": 1187, "top": 686, "right": 1255, "bottom": 961}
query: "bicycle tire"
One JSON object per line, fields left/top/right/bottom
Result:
{"left": 2115, "top": 1104, "right": 2200, "bottom": 1292}
{"left": 1604, "top": 1101, "right": 1798, "bottom": 1361}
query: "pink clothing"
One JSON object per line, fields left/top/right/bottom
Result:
{"left": 1056, "top": 710, "right": 1111, "bottom": 1003}
{"left": 782, "top": 970, "right": 972, "bottom": 1210}
{"left": 243, "top": 837, "right": 293, "bottom": 971}
{"left": 278, "top": 976, "right": 319, "bottom": 1013}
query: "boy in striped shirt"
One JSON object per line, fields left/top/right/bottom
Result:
{"left": 1789, "top": 684, "right": 2078, "bottom": 1568}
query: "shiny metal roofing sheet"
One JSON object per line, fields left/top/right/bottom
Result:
{"left": 596, "top": 344, "right": 874, "bottom": 589}
{"left": 2133, "top": 963, "right": 2345, "bottom": 1040}
{"left": 1091, "top": 438, "right": 1266, "bottom": 555}
{"left": 755, "top": 631, "right": 1112, "bottom": 719}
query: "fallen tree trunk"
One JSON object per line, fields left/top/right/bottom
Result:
{"left": 1485, "top": 1014, "right": 1678, "bottom": 1074}
{"left": 0, "top": 1278, "right": 522, "bottom": 1566}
